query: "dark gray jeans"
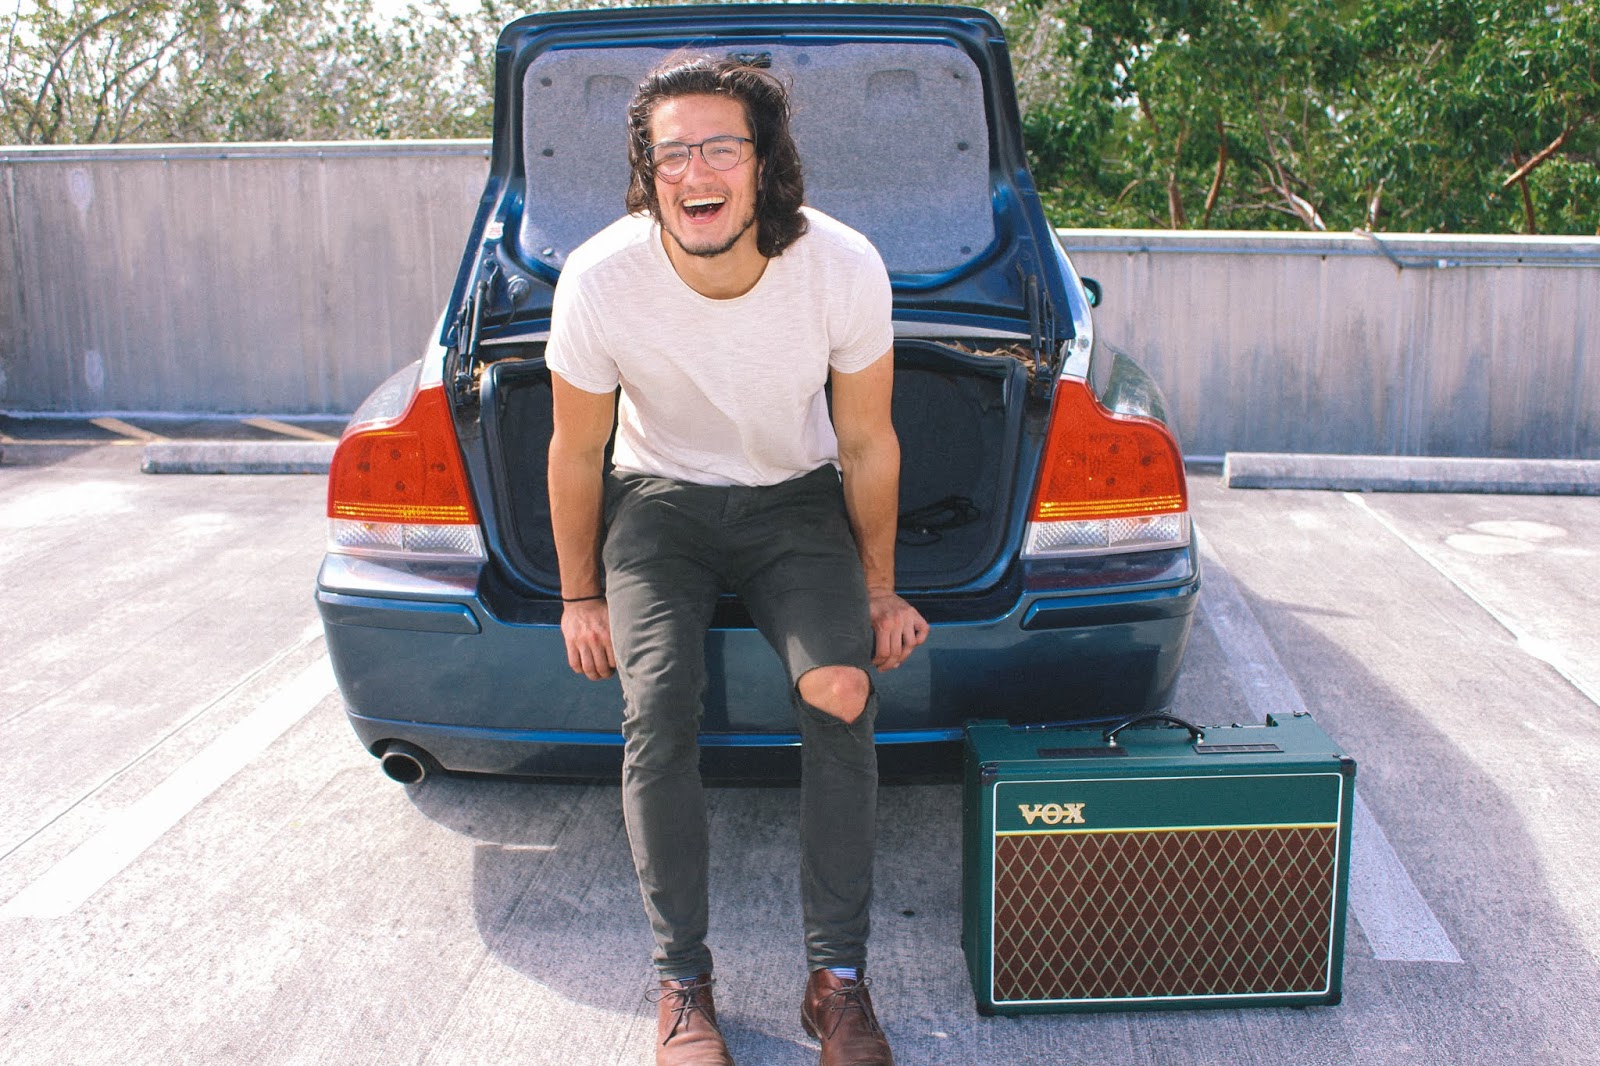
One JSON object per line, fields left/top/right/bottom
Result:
{"left": 602, "top": 465, "right": 879, "bottom": 980}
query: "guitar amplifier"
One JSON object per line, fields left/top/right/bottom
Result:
{"left": 962, "top": 713, "right": 1355, "bottom": 1014}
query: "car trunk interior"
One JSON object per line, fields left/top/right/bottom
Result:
{"left": 517, "top": 40, "right": 994, "bottom": 280}
{"left": 474, "top": 337, "right": 1032, "bottom": 598}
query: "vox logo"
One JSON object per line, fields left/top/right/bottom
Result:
{"left": 1017, "top": 802, "right": 1086, "bottom": 826}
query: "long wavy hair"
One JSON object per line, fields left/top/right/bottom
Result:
{"left": 625, "top": 56, "right": 808, "bottom": 258}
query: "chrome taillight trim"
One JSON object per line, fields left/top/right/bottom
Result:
{"left": 1022, "top": 512, "right": 1191, "bottom": 558}
{"left": 1050, "top": 233, "right": 1095, "bottom": 385}
{"left": 327, "top": 518, "right": 487, "bottom": 563}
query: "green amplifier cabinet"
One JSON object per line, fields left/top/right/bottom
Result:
{"left": 962, "top": 713, "right": 1355, "bottom": 1014}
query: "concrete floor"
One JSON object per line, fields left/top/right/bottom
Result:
{"left": 1, "top": 444, "right": 1597, "bottom": 1064}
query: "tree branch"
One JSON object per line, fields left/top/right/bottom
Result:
{"left": 2, "top": 0, "right": 26, "bottom": 105}
{"left": 1202, "top": 118, "right": 1227, "bottom": 228}
{"left": 1139, "top": 96, "right": 1161, "bottom": 138}
{"left": 1366, "top": 178, "right": 1385, "bottom": 231}
{"left": 103, "top": 22, "right": 191, "bottom": 141}
{"left": 1167, "top": 121, "right": 1188, "bottom": 229}
{"left": 1509, "top": 148, "right": 1537, "bottom": 235}
{"left": 1256, "top": 107, "right": 1324, "bottom": 231}
{"left": 26, "top": 2, "right": 144, "bottom": 142}
{"left": 1501, "top": 125, "right": 1576, "bottom": 189}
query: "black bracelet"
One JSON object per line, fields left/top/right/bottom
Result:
{"left": 561, "top": 593, "right": 605, "bottom": 603}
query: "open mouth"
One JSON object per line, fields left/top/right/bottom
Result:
{"left": 682, "top": 196, "right": 726, "bottom": 221}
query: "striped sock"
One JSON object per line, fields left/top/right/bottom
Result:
{"left": 826, "top": 967, "right": 859, "bottom": 983}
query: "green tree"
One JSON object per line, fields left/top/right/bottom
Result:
{"left": 1346, "top": 0, "right": 1598, "bottom": 232}
{"left": 1009, "top": 0, "right": 1597, "bottom": 233}
{"left": 4, "top": 0, "right": 1595, "bottom": 233}
{"left": 1010, "top": 0, "right": 1366, "bottom": 231}
{"left": 0, "top": 0, "right": 523, "bottom": 143}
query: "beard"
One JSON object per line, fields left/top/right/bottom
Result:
{"left": 661, "top": 202, "right": 759, "bottom": 259}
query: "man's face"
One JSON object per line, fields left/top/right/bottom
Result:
{"left": 648, "top": 93, "right": 760, "bottom": 260}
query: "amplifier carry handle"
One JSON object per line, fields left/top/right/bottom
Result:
{"left": 1103, "top": 713, "right": 1206, "bottom": 747}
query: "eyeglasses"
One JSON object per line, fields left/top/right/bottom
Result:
{"left": 647, "top": 135, "right": 755, "bottom": 179}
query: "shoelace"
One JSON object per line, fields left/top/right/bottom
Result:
{"left": 815, "top": 977, "right": 880, "bottom": 1038}
{"left": 647, "top": 976, "right": 715, "bottom": 1043}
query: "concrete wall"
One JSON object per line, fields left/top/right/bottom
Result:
{"left": 3, "top": 142, "right": 1598, "bottom": 458}
{"left": 1, "top": 141, "right": 487, "bottom": 415}
{"left": 1063, "top": 230, "right": 1600, "bottom": 460}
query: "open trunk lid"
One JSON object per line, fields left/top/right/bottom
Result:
{"left": 448, "top": 4, "right": 1087, "bottom": 603}
{"left": 447, "top": 3, "right": 1077, "bottom": 348}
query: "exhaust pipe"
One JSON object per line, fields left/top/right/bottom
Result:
{"left": 379, "top": 741, "right": 433, "bottom": 785}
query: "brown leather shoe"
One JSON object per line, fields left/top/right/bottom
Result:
{"left": 649, "top": 974, "right": 735, "bottom": 1066}
{"left": 801, "top": 969, "right": 894, "bottom": 1066}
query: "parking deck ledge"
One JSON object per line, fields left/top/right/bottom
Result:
{"left": 1223, "top": 453, "right": 1600, "bottom": 494}
{"left": 129, "top": 443, "right": 1600, "bottom": 490}
{"left": 141, "top": 440, "right": 337, "bottom": 474}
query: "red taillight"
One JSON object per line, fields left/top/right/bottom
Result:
{"left": 1025, "top": 381, "right": 1189, "bottom": 558}
{"left": 1031, "top": 381, "right": 1186, "bottom": 520}
{"left": 328, "top": 385, "right": 478, "bottom": 525}
{"left": 325, "top": 384, "right": 485, "bottom": 562}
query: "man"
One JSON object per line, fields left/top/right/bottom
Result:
{"left": 544, "top": 55, "right": 927, "bottom": 1066}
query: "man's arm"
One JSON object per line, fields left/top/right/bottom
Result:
{"left": 831, "top": 349, "right": 929, "bottom": 671}
{"left": 548, "top": 372, "right": 618, "bottom": 680}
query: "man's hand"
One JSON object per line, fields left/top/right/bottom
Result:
{"left": 869, "top": 589, "right": 928, "bottom": 672}
{"left": 561, "top": 598, "right": 616, "bottom": 680}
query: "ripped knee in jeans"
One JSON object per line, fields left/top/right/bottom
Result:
{"left": 796, "top": 665, "right": 872, "bottom": 725}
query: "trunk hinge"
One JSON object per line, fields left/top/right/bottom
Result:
{"left": 1020, "top": 262, "right": 1060, "bottom": 398}
{"left": 449, "top": 259, "right": 498, "bottom": 405}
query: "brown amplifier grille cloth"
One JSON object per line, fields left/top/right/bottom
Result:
{"left": 992, "top": 826, "right": 1337, "bottom": 1002}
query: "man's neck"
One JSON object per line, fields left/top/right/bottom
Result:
{"left": 661, "top": 231, "right": 770, "bottom": 300}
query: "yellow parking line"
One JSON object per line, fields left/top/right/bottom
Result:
{"left": 90, "top": 416, "right": 166, "bottom": 442}
{"left": 242, "top": 417, "right": 337, "bottom": 442}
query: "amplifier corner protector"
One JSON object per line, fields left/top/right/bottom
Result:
{"left": 980, "top": 762, "right": 998, "bottom": 785}
{"left": 1338, "top": 755, "right": 1358, "bottom": 776}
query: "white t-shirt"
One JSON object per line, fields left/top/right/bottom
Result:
{"left": 545, "top": 206, "right": 893, "bottom": 487}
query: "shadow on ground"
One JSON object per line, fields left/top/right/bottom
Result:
{"left": 394, "top": 581, "right": 1600, "bottom": 1065}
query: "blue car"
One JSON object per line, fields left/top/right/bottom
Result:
{"left": 315, "top": 3, "right": 1198, "bottom": 783}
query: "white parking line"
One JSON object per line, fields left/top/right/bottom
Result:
{"left": 0, "top": 655, "right": 336, "bottom": 920}
{"left": 1349, "top": 794, "right": 1462, "bottom": 962}
{"left": 1196, "top": 528, "right": 1464, "bottom": 963}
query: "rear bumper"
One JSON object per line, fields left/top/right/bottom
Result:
{"left": 343, "top": 710, "right": 969, "bottom": 782}
{"left": 317, "top": 547, "right": 1198, "bottom": 775}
